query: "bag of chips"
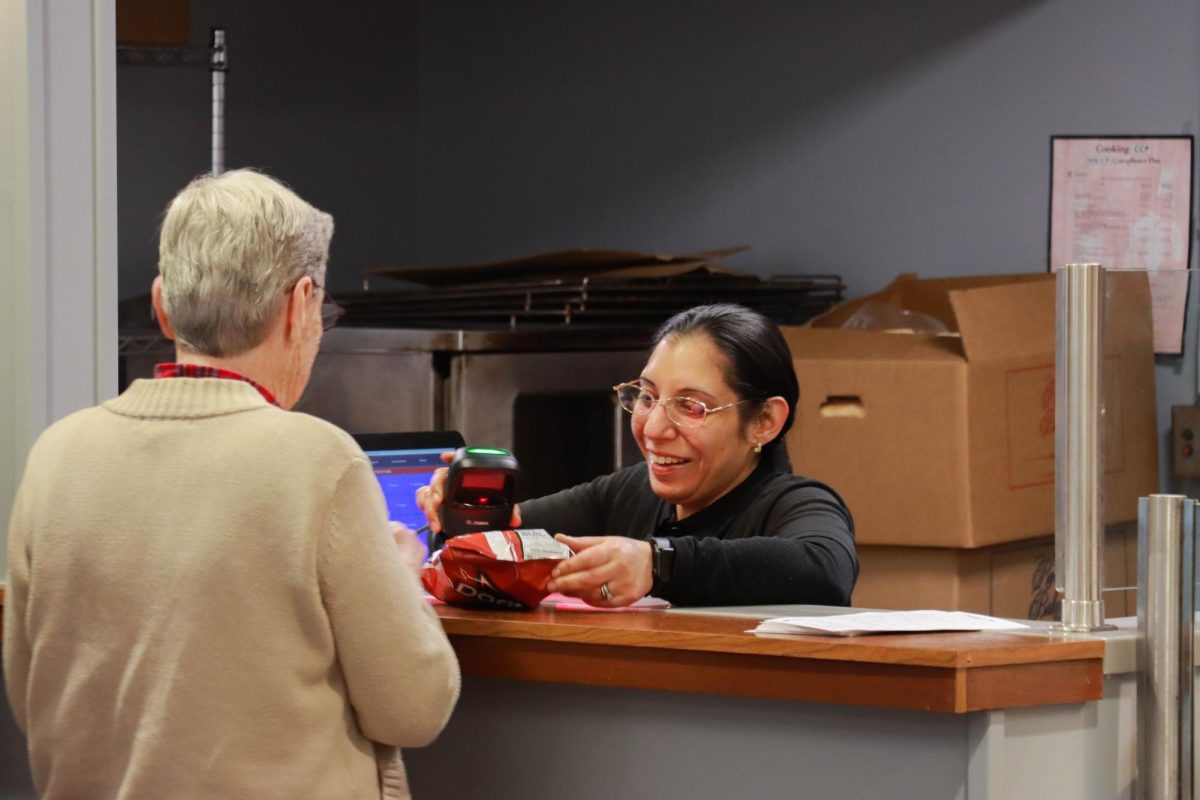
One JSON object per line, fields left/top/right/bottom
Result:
{"left": 421, "top": 528, "right": 573, "bottom": 609}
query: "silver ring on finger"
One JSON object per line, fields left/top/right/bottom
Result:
{"left": 600, "top": 582, "right": 613, "bottom": 602}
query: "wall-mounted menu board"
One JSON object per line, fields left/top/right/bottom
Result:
{"left": 1049, "top": 135, "right": 1194, "bottom": 354}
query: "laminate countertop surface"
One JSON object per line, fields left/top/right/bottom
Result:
{"left": 433, "top": 601, "right": 1105, "bottom": 713}
{"left": 0, "top": 585, "right": 1106, "bottom": 714}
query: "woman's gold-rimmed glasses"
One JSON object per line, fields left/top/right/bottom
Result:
{"left": 613, "top": 381, "right": 748, "bottom": 428}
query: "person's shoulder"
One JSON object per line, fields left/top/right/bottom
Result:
{"left": 218, "top": 409, "right": 372, "bottom": 491}
{"left": 759, "top": 471, "right": 856, "bottom": 535}
{"left": 259, "top": 408, "right": 366, "bottom": 462}
{"left": 267, "top": 408, "right": 356, "bottom": 443}
{"left": 29, "top": 405, "right": 106, "bottom": 453}
{"left": 44, "top": 404, "right": 105, "bottom": 432}
{"left": 17, "top": 405, "right": 114, "bottom": 480}
{"left": 768, "top": 470, "right": 833, "bottom": 489}
{"left": 761, "top": 470, "right": 850, "bottom": 509}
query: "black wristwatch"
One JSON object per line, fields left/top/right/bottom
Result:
{"left": 649, "top": 537, "right": 675, "bottom": 585}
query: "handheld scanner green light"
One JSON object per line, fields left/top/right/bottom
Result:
{"left": 437, "top": 446, "right": 520, "bottom": 548}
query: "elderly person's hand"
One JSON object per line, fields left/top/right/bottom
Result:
{"left": 413, "top": 454, "right": 453, "bottom": 534}
{"left": 390, "top": 522, "right": 428, "bottom": 572}
{"left": 547, "top": 534, "right": 653, "bottom": 607}
{"left": 415, "top": 451, "right": 521, "bottom": 536}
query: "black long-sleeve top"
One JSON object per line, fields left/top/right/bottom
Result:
{"left": 518, "top": 446, "right": 857, "bottom": 607}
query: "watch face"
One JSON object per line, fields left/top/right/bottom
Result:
{"left": 651, "top": 537, "right": 673, "bottom": 582}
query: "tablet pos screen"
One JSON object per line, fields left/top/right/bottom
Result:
{"left": 352, "top": 431, "right": 465, "bottom": 549}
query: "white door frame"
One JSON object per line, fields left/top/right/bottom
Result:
{"left": 0, "top": 0, "right": 117, "bottom": 576}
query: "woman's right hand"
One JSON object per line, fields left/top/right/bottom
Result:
{"left": 414, "top": 450, "right": 522, "bottom": 535}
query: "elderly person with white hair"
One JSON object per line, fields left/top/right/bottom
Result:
{"left": 3, "top": 169, "right": 459, "bottom": 800}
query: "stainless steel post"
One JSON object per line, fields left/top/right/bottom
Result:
{"left": 210, "top": 28, "right": 226, "bottom": 175}
{"left": 612, "top": 399, "right": 626, "bottom": 473}
{"left": 1054, "top": 263, "right": 1113, "bottom": 632}
{"left": 1136, "top": 494, "right": 1195, "bottom": 800}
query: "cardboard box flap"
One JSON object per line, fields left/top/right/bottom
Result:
{"left": 949, "top": 271, "right": 1153, "bottom": 363}
{"left": 785, "top": 326, "right": 964, "bottom": 362}
{"left": 949, "top": 276, "right": 1055, "bottom": 362}
{"left": 813, "top": 273, "right": 1051, "bottom": 333}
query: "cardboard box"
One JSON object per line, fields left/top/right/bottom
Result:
{"left": 783, "top": 272, "right": 1158, "bottom": 548}
{"left": 852, "top": 524, "right": 1137, "bottom": 620}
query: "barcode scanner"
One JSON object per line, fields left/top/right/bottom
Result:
{"left": 434, "top": 446, "right": 520, "bottom": 551}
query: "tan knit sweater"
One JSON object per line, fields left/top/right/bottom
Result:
{"left": 3, "top": 378, "right": 460, "bottom": 799}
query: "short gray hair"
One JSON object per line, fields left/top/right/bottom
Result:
{"left": 157, "top": 169, "right": 334, "bottom": 356}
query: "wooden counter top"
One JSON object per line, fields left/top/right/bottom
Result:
{"left": 435, "top": 604, "right": 1105, "bottom": 714}
{"left": 0, "top": 585, "right": 1103, "bottom": 714}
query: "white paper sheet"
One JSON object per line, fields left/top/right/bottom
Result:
{"left": 751, "top": 610, "right": 1029, "bottom": 637}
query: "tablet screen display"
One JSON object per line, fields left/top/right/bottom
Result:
{"left": 353, "top": 431, "right": 464, "bottom": 549}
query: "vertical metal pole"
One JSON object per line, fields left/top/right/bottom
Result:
{"left": 613, "top": 399, "right": 625, "bottom": 473}
{"left": 1137, "top": 494, "right": 1195, "bottom": 800}
{"left": 210, "top": 28, "right": 226, "bottom": 176}
{"left": 1054, "top": 263, "right": 1113, "bottom": 632}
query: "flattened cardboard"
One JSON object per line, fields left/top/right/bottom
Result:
{"left": 785, "top": 271, "right": 1158, "bottom": 548}
{"left": 363, "top": 246, "right": 749, "bottom": 285}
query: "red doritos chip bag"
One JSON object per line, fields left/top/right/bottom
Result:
{"left": 421, "top": 528, "right": 573, "bottom": 609}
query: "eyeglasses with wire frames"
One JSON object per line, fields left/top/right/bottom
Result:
{"left": 315, "top": 284, "right": 345, "bottom": 332}
{"left": 613, "top": 381, "right": 749, "bottom": 428}
{"left": 287, "top": 279, "right": 345, "bottom": 332}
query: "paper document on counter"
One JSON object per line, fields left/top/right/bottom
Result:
{"left": 751, "top": 610, "right": 1029, "bottom": 637}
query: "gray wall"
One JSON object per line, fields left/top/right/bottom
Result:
{"left": 418, "top": 0, "right": 1045, "bottom": 283}
{"left": 118, "top": 0, "right": 420, "bottom": 300}
{"left": 117, "top": 0, "right": 1200, "bottom": 474}
{"left": 416, "top": 0, "right": 1196, "bottom": 294}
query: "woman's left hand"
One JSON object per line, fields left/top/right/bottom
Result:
{"left": 547, "top": 534, "right": 653, "bottom": 607}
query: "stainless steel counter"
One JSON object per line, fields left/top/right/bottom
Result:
{"left": 315, "top": 324, "right": 656, "bottom": 354}
{"left": 119, "top": 325, "right": 650, "bottom": 499}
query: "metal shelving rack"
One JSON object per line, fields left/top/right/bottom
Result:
{"left": 116, "top": 27, "right": 227, "bottom": 176}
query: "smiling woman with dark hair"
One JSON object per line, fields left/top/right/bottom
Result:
{"left": 419, "top": 303, "right": 857, "bottom": 608}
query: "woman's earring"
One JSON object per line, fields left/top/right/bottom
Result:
{"left": 754, "top": 442, "right": 762, "bottom": 454}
